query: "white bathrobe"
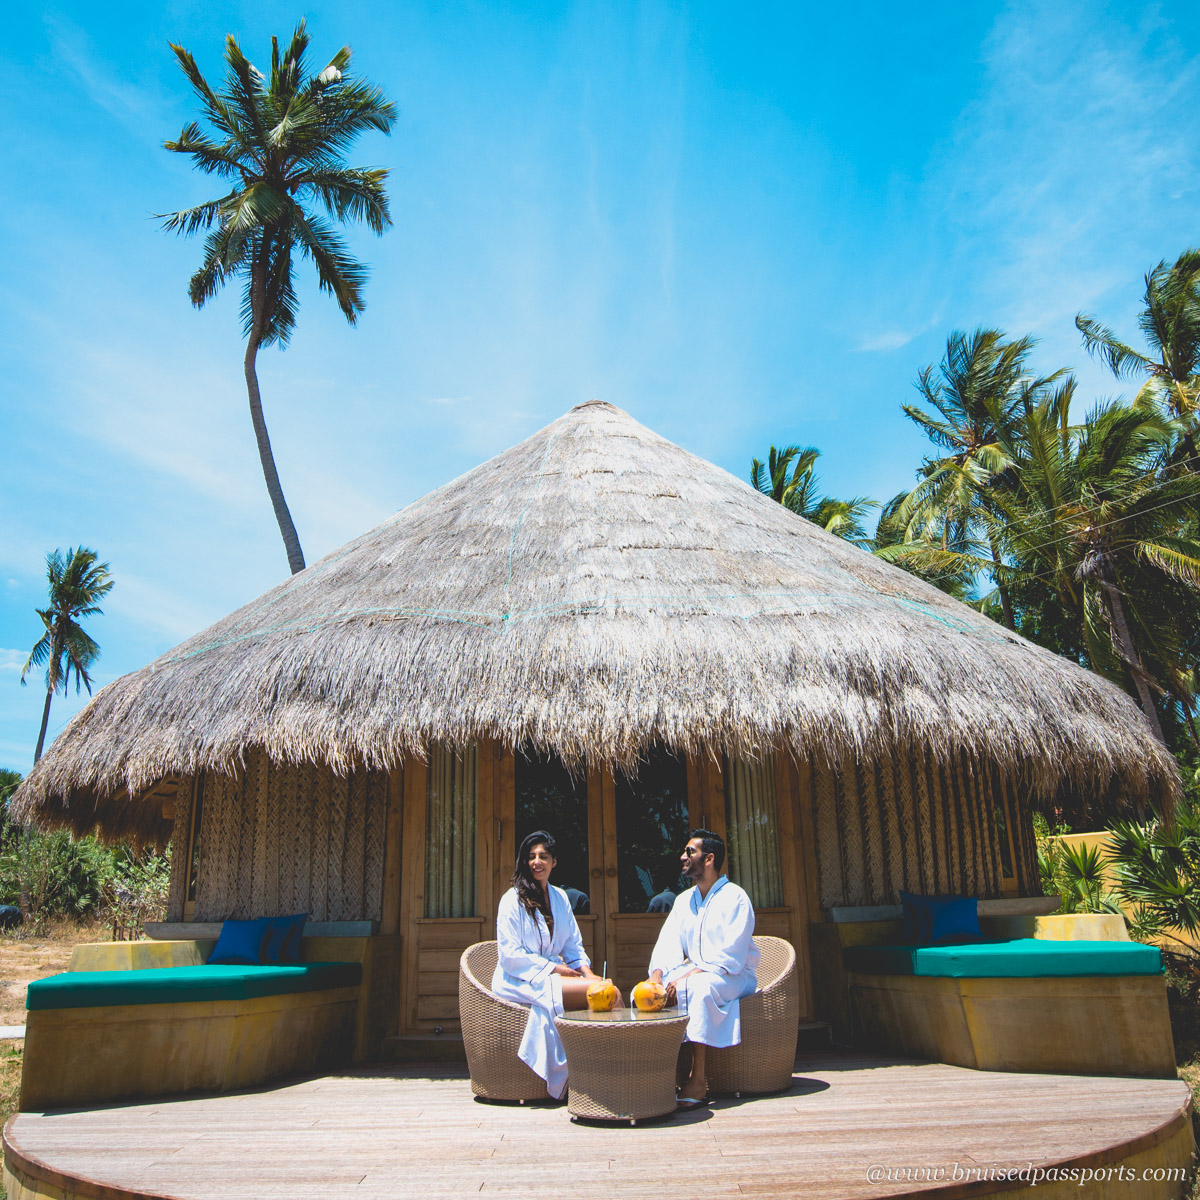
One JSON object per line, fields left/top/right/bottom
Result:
{"left": 649, "top": 875, "right": 760, "bottom": 1048}
{"left": 491, "top": 885, "right": 590, "bottom": 1098}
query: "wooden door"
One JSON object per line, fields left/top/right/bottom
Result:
{"left": 398, "top": 743, "right": 817, "bottom": 1034}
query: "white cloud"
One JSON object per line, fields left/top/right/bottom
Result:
{"left": 44, "top": 14, "right": 167, "bottom": 136}
{"left": 0, "top": 651, "right": 26, "bottom": 674}
{"left": 106, "top": 575, "right": 223, "bottom": 645}
{"left": 932, "top": 2, "right": 1200, "bottom": 383}
{"left": 858, "top": 330, "right": 918, "bottom": 353}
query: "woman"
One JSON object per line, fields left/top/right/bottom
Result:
{"left": 492, "top": 830, "right": 613, "bottom": 1098}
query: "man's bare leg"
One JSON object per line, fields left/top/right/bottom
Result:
{"left": 679, "top": 1043, "right": 707, "bottom": 1101}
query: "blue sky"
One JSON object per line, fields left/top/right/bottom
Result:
{"left": 3, "top": 1, "right": 1199, "bottom": 772}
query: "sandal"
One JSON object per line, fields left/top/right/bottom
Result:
{"left": 675, "top": 1096, "right": 712, "bottom": 1111}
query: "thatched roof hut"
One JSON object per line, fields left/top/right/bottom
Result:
{"left": 13, "top": 399, "right": 1177, "bottom": 844}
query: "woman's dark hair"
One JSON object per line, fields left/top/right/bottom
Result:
{"left": 512, "top": 830, "right": 557, "bottom": 916}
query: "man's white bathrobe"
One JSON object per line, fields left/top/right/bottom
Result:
{"left": 491, "top": 885, "right": 590, "bottom": 1098}
{"left": 649, "top": 875, "right": 760, "bottom": 1048}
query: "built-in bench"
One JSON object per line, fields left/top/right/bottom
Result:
{"left": 811, "top": 900, "right": 1178, "bottom": 1080}
{"left": 19, "top": 930, "right": 384, "bottom": 1113}
{"left": 843, "top": 937, "right": 1164, "bottom": 978}
{"left": 28, "top": 961, "right": 362, "bottom": 1009}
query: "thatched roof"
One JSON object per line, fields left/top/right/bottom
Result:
{"left": 14, "top": 400, "right": 1178, "bottom": 840}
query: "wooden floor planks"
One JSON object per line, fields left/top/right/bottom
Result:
{"left": 5, "top": 1052, "right": 1191, "bottom": 1200}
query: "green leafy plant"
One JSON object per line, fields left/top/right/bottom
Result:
{"left": 1033, "top": 812, "right": 1123, "bottom": 915}
{"left": 0, "top": 782, "right": 171, "bottom": 930}
{"left": 1109, "top": 796, "right": 1200, "bottom": 996}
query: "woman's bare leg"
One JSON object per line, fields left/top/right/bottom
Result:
{"left": 560, "top": 978, "right": 624, "bottom": 1010}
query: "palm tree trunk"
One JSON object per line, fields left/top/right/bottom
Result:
{"left": 1097, "top": 563, "right": 1166, "bottom": 747}
{"left": 245, "top": 256, "right": 306, "bottom": 576}
{"left": 19, "top": 687, "right": 53, "bottom": 917}
{"left": 1182, "top": 701, "right": 1200, "bottom": 753}
{"left": 988, "top": 534, "right": 1015, "bottom": 631}
{"left": 33, "top": 686, "right": 53, "bottom": 764}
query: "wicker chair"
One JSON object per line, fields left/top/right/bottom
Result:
{"left": 705, "top": 934, "right": 800, "bottom": 1096}
{"left": 459, "top": 941, "right": 549, "bottom": 1102}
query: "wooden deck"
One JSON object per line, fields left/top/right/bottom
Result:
{"left": 4, "top": 1051, "right": 1193, "bottom": 1199}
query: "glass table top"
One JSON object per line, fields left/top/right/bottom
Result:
{"left": 558, "top": 1005, "right": 686, "bottom": 1024}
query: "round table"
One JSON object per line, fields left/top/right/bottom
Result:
{"left": 555, "top": 1006, "right": 689, "bottom": 1123}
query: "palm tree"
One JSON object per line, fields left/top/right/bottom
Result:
{"left": 20, "top": 548, "right": 114, "bottom": 762}
{"left": 160, "top": 21, "right": 396, "bottom": 574}
{"left": 881, "top": 386, "right": 1200, "bottom": 762}
{"left": 750, "top": 445, "right": 877, "bottom": 545}
{"left": 990, "top": 400, "right": 1200, "bottom": 749}
{"left": 888, "top": 329, "right": 1064, "bottom": 629}
{"left": 1077, "top": 249, "right": 1200, "bottom": 468}
{"left": 1077, "top": 249, "right": 1200, "bottom": 420}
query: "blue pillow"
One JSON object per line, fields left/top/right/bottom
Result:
{"left": 262, "top": 913, "right": 308, "bottom": 964}
{"left": 899, "top": 890, "right": 929, "bottom": 942}
{"left": 208, "top": 918, "right": 270, "bottom": 965}
{"left": 925, "top": 895, "right": 982, "bottom": 945}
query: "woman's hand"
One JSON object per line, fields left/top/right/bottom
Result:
{"left": 552, "top": 964, "right": 583, "bottom": 977}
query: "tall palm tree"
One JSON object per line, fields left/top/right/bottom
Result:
{"left": 990, "top": 401, "right": 1200, "bottom": 749}
{"left": 890, "top": 329, "right": 1063, "bottom": 629}
{"left": 1077, "top": 249, "right": 1200, "bottom": 420}
{"left": 20, "top": 548, "right": 114, "bottom": 762}
{"left": 160, "top": 21, "right": 396, "bottom": 574}
{"left": 881, "top": 388, "right": 1200, "bottom": 763}
{"left": 751, "top": 444, "right": 877, "bottom": 545}
{"left": 1077, "top": 249, "right": 1200, "bottom": 468}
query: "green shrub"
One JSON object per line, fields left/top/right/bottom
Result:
{"left": 1110, "top": 792, "right": 1200, "bottom": 999}
{"left": 1033, "top": 813, "right": 1123, "bottom": 915}
{"left": 0, "top": 773, "right": 171, "bottom": 928}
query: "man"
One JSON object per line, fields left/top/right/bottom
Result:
{"left": 648, "top": 829, "right": 760, "bottom": 1107}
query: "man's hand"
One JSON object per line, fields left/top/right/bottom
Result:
{"left": 552, "top": 964, "right": 582, "bottom": 977}
{"left": 663, "top": 967, "right": 701, "bottom": 1005}
{"left": 651, "top": 968, "right": 671, "bottom": 1002}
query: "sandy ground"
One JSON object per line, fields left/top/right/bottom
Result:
{"left": 0, "top": 921, "right": 112, "bottom": 1198}
{"left": 0, "top": 918, "right": 110, "bottom": 1026}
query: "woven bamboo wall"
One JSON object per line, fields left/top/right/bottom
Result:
{"left": 168, "top": 749, "right": 390, "bottom": 922}
{"left": 809, "top": 748, "right": 1037, "bottom": 908}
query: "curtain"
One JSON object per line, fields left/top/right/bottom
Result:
{"left": 723, "top": 754, "right": 783, "bottom": 908}
{"left": 425, "top": 743, "right": 478, "bottom": 917}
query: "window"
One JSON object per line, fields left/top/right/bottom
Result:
{"left": 614, "top": 750, "right": 689, "bottom": 912}
{"left": 723, "top": 754, "right": 783, "bottom": 908}
{"left": 186, "top": 774, "right": 205, "bottom": 905}
{"left": 424, "top": 744, "right": 478, "bottom": 917}
{"left": 514, "top": 750, "right": 590, "bottom": 906}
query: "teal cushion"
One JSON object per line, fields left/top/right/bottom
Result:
{"left": 844, "top": 938, "right": 1163, "bottom": 978}
{"left": 27, "top": 962, "right": 362, "bottom": 1011}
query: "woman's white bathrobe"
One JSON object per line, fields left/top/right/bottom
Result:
{"left": 491, "top": 885, "right": 590, "bottom": 1098}
{"left": 649, "top": 875, "right": 760, "bottom": 1048}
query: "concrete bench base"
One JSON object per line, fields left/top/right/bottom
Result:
{"left": 20, "top": 985, "right": 358, "bottom": 1112}
{"left": 847, "top": 971, "right": 1177, "bottom": 1078}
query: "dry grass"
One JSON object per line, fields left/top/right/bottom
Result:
{"left": 14, "top": 400, "right": 1177, "bottom": 846}
{"left": 0, "top": 1038, "right": 21, "bottom": 1198}
{"left": 0, "top": 920, "right": 112, "bottom": 1200}
{"left": 0, "top": 917, "right": 110, "bottom": 1026}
